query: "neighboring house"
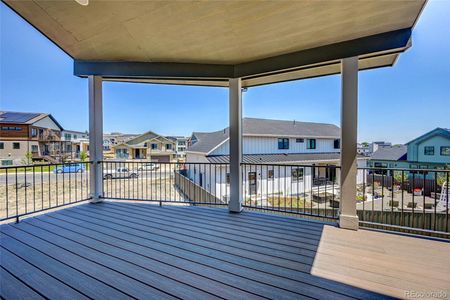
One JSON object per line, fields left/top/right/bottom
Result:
{"left": 113, "top": 130, "right": 176, "bottom": 162}
{"left": 103, "top": 132, "right": 139, "bottom": 151}
{"left": 0, "top": 111, "right": 64, "bottom": 165}
{"left": 367, "top": 145, "right": 408, "bottom": 169}
{"left": 167, "top": 136, "right": 188, "bottom": 160}
{"left": 357, "top": 143, "right": 371, "bottom": 156}
{"left": 185, "top": 117, "right": 345, "bottom": 201}
{"left": 368, "top": 128, "right": 450, "bottom": 170}
{"left": 406, "top": 128, "right": 450, "bottom": 167}
{"left": 368, "top": 128, "right": 450, "bottom": 189}
{"left": 370, "top": 141, "right": 392, "bottom": 154}
{"left": 61, "top": 130, "right": 89, "bottom": 159}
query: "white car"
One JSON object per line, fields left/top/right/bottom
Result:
{"left": 137, "top": 163, "right": 160, "bottom": 171}
{"left": 103, "top": 167, "right": 139, "bottom": 179}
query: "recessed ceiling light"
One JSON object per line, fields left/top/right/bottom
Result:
{"left": 75, "top": 0, "right": 89, "bottom": 6}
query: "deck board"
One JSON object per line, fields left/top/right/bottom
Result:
{"left": 1, "top": 201, "right": 449, "bottom": 300}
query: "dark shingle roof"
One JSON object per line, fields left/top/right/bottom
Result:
{"left": 187, "top": 118, "right": 340, "bottom": 154}
{"left": 0, "top": 112, "right": 41, "bottom": 123}
{"left": 243, "top": 118, "right": 340, "bottom": 138}
{"left": 189, "top": 130, "right": 229, "bottom": 153}
{"left": 370, "top": 145, "right": 407, "bottom": 161}
{"left": 0, "top": 111, "right": 64, "bottom": 130}
{"left": 206, "top": 153, "right": 340, "bottom": 164}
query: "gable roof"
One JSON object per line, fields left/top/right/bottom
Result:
{"left": 189, "top": 130, "right": 229, "bottom": 154}
{"left": 125, "top": 130, "right": 176, "bottom": 147}
{"left": 0, "top": 111, "right": 64, "bottom": 131}
{"left": 187, "top": 118, "right": 340, "bottom": 154}
{"left": 405, "top": 128, "right": 450, "bottom": 146}
{"left": 370, "top": 145, "right": 407, "bottom": 161}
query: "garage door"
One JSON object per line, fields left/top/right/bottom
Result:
{"left": 154, "top": 155, "right": 170, "bottom": 163}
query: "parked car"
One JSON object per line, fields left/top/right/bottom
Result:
{"left": 54, "top": 163, "right": 85, "bottom": 174}
{"left": 103, "top": 167, "right": 139, "bottom": 179}
{"left": 137, "top": 163, "right": 160, "bottom": 171}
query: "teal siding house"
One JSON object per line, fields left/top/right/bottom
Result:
{"left": 368, "top": 128, "right": 450, "bottom": 171}
{"left": 406, "top": 128, "right": 450, "bottom": 166}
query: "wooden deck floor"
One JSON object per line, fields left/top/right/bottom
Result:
{"left": 1, "top": 201, "right": 449, "bottom": 300}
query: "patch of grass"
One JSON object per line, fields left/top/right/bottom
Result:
{"left": 0, "top": 164, "right": 90, "bottom": 173}
{"left": 0, "top": 165, "right": 56, "bottom": 173}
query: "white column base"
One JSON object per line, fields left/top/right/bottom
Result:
{"left": 339, "top": 214, "right": 359, "bottom": 230}
{"left": 90, "top": 197, "right": 103, "bottom": 204}
{"left": 229, "top": 202, "right": 243, "bottom": 213}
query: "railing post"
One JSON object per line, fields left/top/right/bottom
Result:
{"left": 339, "top": 57, "right": 359, "bottom": 230}
{"left": 89, "top": 75, "right": 104, "bottom": 203}
{"left": 228, "top": 78, "right": 243, "bottom": 212}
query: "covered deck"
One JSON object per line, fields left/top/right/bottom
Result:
{"left": 1, "top": 201, "right": 449, "bottom": 299}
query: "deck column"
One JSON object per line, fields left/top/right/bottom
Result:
{"left": 228, "top": 78, "right": 243, "bottom": 212}
{"left": 339, "top": 57, "right": 359, "bottom": 230}
{"left": 88, "top": 75, "right": 104, "bottom": 203}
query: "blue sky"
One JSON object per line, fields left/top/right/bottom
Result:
{"left": 1, "top": 1, "right": 449, "bottom": 144}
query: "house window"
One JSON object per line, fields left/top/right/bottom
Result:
{"left": 268, "top": 169, "right": 274, "bottom": 180}
{"left": 424, "top": 146, "right": 434, "bottom": 156}
{"left": 334, "top": 139, "right": 340, "bottom": 149}
{"left": 307, "top": 139, "right": 316, "bottom": 149}
{"left": 0, "top": 142, "right": 3, "bottom": 149}
{"left": 151, "top": 143, "right": 158, "bottom": 150}
{"left": 291, "top": 168, "right": 304, "bottom": 182}
{"left": 166, "top": 144, "right": 173, "bottom": 150}
{"left": 226, "top": 173, "right": 230, "bottom": 184}
{"left": 15, "top": 127, "right": 22, "bottom": 131}
{"left": 31, "top": 128, "right": 37, "bottom": 137}
{"left": 278, "top": 138, "right": 289, "bottom": 149}
{"left": 296, "top": 138, "right": 304, "bottom": 143}
{"left": 441, "top": 146, "right": 450, "bottom": 156}
{"left": 13, "top": 143, "right": 20, "bottom": 149}
{"left": 31, "top": 145, "right": 38, "bottom": 152}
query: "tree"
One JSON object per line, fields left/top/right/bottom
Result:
{"left": 80, "top": 151, "right": 88, "bottom": 162}
{"left": 362, "top": 142, "right": 369, "bottom": 147}
{"left": 393, "top": 170, "right": 408, "bottom": 185}
{"left": 21, "top": 151, "right": 33, "bottom": 165}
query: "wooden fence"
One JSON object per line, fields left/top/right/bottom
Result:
{"left": 174, "top": 172, "right": 225, "bottom": 204}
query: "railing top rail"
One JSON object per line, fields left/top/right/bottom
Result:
{"left": 99, "top": 160, "right": 229, "bottom": 165}
{"left": 0, "top": 161, "right": 93, "bottom": 170}
{"left": 358, "top": 166, "right": 450, "bottom": 172}
{"left": 241, "top": 162, "right": 341, "bottom": 168}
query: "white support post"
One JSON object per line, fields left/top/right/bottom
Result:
{"left": 88, "top": 75, "right": 103, "bottom": 203}
{"left": 339, "top": 57, "right": 359, "bottom": 230}
{"left": 228, "top": 78, "right": 243, "bottom": 212}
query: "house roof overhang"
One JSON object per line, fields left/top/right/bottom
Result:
{"left": 4, "top": 0, "right": 426, "bottom": 87}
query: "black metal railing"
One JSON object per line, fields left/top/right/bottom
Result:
{"left": 0, "top": 161, "right": 91, "bottom": 222}
{"left": 101, "top": 161, "right": 229, "bottom": 206}
{"left": 242, "top": 163, "right": 340, "bottom": 220}
{"left": 357, "top": 167, "right": 449, "bottom": 236}
{"left": 4, "top": 160, "right": 448, "bottom": 237}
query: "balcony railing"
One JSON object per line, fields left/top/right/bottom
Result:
{"left": 242, "top": 163, "right": 340, "bottom": 220}
{"left": 1, "top": 161, "right": 448, "bottom": 238}
{"left": 0, "top": 162, "right": 91, "bottom": 222}
{"left": 357, "top": 167, "right": 449, "bottom": 237}
{"left": 101, "top": 161, "right": 229, "bottom": 206}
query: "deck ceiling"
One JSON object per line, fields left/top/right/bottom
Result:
{"left": 5, "top": 0, "right": 426, "bottom": 87}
